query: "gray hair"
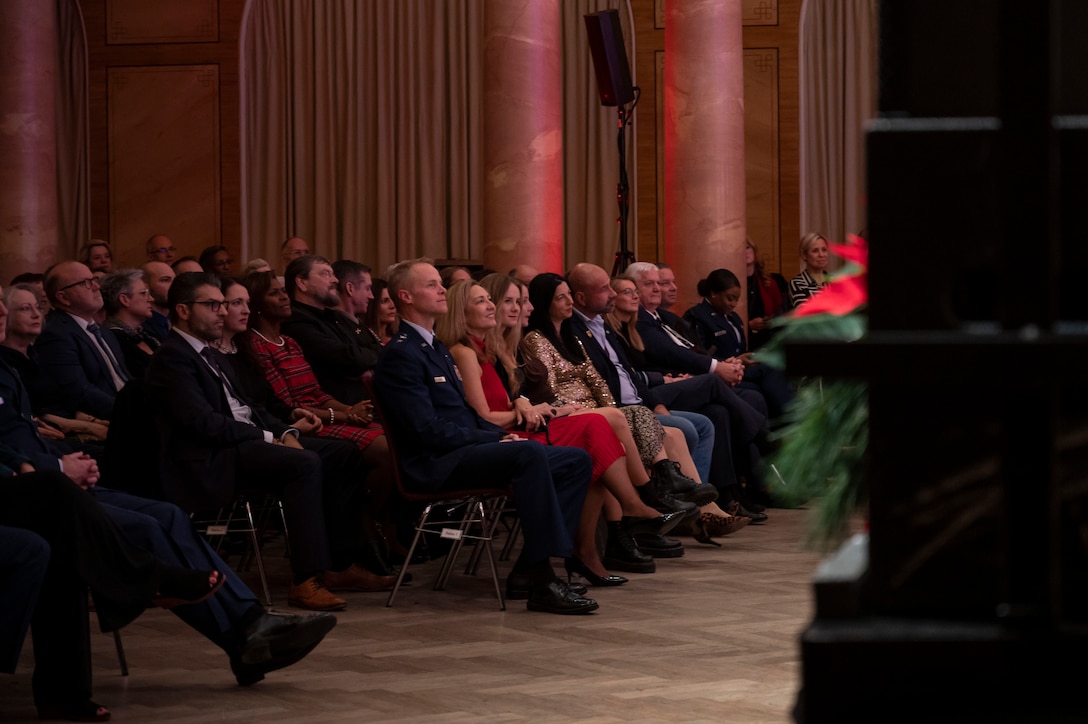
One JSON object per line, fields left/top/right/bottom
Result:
{"left": 622, "top": 261, "right": 659, "bottom": 284}
{"left": 99, "top": 269, "right": 144, "bottom": 316}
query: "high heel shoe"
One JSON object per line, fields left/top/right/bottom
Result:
{"left": 691, "top": 512, "right": 750, "bottom": 546}
{"left": 564, "top": 556, "right": 628, "bottom": 587}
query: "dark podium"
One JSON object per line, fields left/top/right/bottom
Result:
{"left": 792, "top": 3, "right": 1088, "bottom": 721}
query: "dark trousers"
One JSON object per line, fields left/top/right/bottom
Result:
{"left": 0, "top": 526, "right": 48, "bottom": 674}
{"left": 443, "top": 441, "right": 591, "bottom": 563}
{"left": 0, "top": 472, "right": 164, "bottom": 708}
{"left": 91, "top": 487, "right": 259, "bottom": 651}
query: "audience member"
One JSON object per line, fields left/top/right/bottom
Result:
{"left": 363, "top": 278, "right": 398, "bottom": 345}
{"left": 244, "top": 258, "right": 273, "bottom": 275}
{"left": 80, "top": 240, "right": 113, "bottom": 275}
{"left": 145, "top": 234, "right": 177, "bottom": 263}
{"left": 683, "top": 268, "right": 795, "bottom": 419}
{"left": 36, "top": 262, "right": 129, "bottom": 420}
{"left": 281, "top": 255, "right": 377, "bottom": 405}
{"left": 100, "top": 269, "right": 160, "bottom": 378}
{"left": 374, "top": 259, "right": 599, "bottom": 614}
{"left": 745, "top": 238, "right": 791, "bottom": 349}
{"left": 144, "top": 272, "right": 380, "bottom": 611}
{"left": 439, "top": 265, "right": 472, "bottom": 287}
{"left": 9, "top": 272, "right": 48, "bottom": 313}
{"left": 280, "top": 237, "right": 310, "bottom": 272}
{"left": 789, "top": 232, "right": 831, "bottom": 307}
{"left": 509, "top": 264, "right": 539, "bottom": 286}
{"left": 141, "top": 261, "right": 175, "bottom": 341}
{"left": 329, "top": 259, "right": 376, "bottom": 336}
{"left": 199, "top": 245, "right": 234, "bottom": 277}
{"left": 172, "top": 256, "right": 203, "bottom": 274}
{"left": 656, "top": 263, "right": 679, "bottom": 311}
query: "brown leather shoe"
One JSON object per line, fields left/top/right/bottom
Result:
{"left": 288, "top": 577, "right": 347, "bottom": 611}
{"left": 322, "top": 564, "right": 397, "bottom": 592}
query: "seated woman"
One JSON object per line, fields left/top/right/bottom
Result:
{"left": 100, "top": 269, "right": 160, "bottom": 378}
{"left": 683, "top": 268, "right": 794, "bottom": 420}
{"left": 0, "top": 284, "right": 110, "bottom": 444}
{"left": 437, "top": 277, "right": 687, "bottom": 585}
{"left": 745, "top": 237, "right": 791, "bottom": 350}
{"left": 236, "top": 272, "right": 399, "bottom": 579}
{"left": 789, "top": 232, "right": 831, "bottom": 307}
{"left": 363, "top": 278, "right": 398, "bottom": 345}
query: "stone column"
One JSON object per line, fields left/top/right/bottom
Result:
{"left": 0, "top": 0, "right": 60, "bottom": 279}
{"left": 482, "top": 0, "right": 564, "bottom": 276}
{"left": 664, "top": 0, "right": 746, "bottom": 315}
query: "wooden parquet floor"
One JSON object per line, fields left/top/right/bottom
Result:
{"left": 2, "top": 508, "right": 826, "bottom": 723}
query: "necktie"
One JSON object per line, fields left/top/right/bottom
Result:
{"left": 655, "top": 314, "right": 694, "bottom": 349}
{"left": 200, "top": 347, "right": 237, "bottom": 395}
{"left": 201, "top": 347, "right": 263, "bottom": 427}
{"left": 87, "top": 322, "right": 130, "bottom": 388}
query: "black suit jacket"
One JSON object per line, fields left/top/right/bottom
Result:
{"left": 281, "top": 301, "right": 379, "bottom": 405}
{"left": 635, "top": 307, "right": 719, "bottom": 377}
{"left": 35, "top": 310, "right": 129, "bottom": 419}
{"left": 0, "top": 358, "right": 67, "bottom": 472}
{"left": 372, "top": 323, "right": 505, "bottom": 491}
{"left": 144, "top": 331, "right": 291, "bottom": 511}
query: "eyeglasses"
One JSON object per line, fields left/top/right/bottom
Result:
{"left": 59, "top": 278, "right": 99, "bottom": 292}
{"left": 616, "top": 288, "right": 638, "bottom": 297}
{"left": 122, "top": 288, "right": 152, "bottom": 298}
{"left": 10, "top": 304, "right": 40, "bottom": 314}
{"left": 187, "top": 299, "right": 225, "bottom": 312}
{"left": 152, "top": 246, "right": 176, "bottom": 255}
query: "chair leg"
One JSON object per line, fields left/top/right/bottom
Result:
{"left": 113, "top": 630, "right": 129, "bottom": 677}
{"left": 465, "top": 496, "right": 507, "bottom": 576}
{"left": 387, "top": 502, "right": 433, "bottom": 607}
{"left": 242, "top": 500, "right": 273, "bottom": 607}
{"left": 500, "top": 516, "right": 521, "bottom": 562}
{"left": 436, "top": 497, "right": 482, "bottom": 590}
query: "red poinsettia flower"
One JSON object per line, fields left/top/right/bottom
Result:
{"left": 792, "top": 234, "right": 868, "bottom": 318}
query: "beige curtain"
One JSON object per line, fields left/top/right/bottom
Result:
{"left": 241, "top": 0, "right": 626, "bottom": 273}
{"left": 798, "top": 0, "right": 877, "bottom": 267}
{"left": 55, "top": 0, "right": 89, "bottom": 255}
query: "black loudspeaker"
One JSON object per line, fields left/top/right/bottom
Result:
{"left": 584, "top": 9, "right": 634, "bottom": 107}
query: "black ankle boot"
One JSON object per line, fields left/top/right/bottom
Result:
{"left": 636, "top": 477, "right": 698, "bottom": 519}
{"left": 603, "top": 521, "right": 656, "bottom": 573}
{"left": 651, "top": 460, "right": 719, "bottom": 506}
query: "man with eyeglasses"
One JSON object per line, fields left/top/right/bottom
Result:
{"left": 145, "top": 234, "right": 177, "bottom": 264}
{"left": 280, "top": 237, "right": 310, "bottom": 274}
{"left": 146, "top": 272, "right": 384, "bottom": 612}
{"left": 35, "top": 262, "right": 131, "bottom": 420}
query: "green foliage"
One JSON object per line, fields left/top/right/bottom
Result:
{"left": 769, "top": 379, "right": 868, "bottom": 550}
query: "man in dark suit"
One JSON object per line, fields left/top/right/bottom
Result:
{"left": 281, "top": 255, "right": 380, "bottom": 405}
{"left": 374, "top": 259, "right": 598, "bottom": 615}
{"left": 144, "top": 272, "right": 386, "bottom": 612}
{"left": 567, "top": 263, "right": 770, "bottom": 521}
{"left": 0, "top": 283, "right": 336, "bottom": 687}
{"left": 35, "top": 261, "right": 130, "bottom": 419}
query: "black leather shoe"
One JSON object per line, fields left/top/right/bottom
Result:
{"left": 604, "top": 521, "right": 656, "bottom": 573}
{"left": 231, "top": 610, "right": 337, "bottom": 686}
{"left": 620, "top": 508, "right": 686, "bottom": 538}
{"left": 506, "top": 572, "right": 586, "bottom": 600}
{"left": 526, "top": 578, "right": 599, "bottom": 615}
{"left": 236, "top": 610, "right": 337, "bottom": 666}
{"left": 632, "top": 533, "right": 685, "bottom": 558}
{"left": 564, "top": 556, "right": 628, "bottom": 587}
{"left": 727, "top": 501, "right": 768, "bottom": 524}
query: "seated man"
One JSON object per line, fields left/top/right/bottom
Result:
{"left": 0, "top": 286, "right": 336, "bottom": 688}
{"left": 280, "top": 236, "right": 310, "bottom": 273}
{"left": 36, "top": 261, "right": 130, "bottom": 420}
{"left": 567, "top": 263, "right": 769, "bottom": 523}
{"left": 330, "top": 259, "right": 379, "bottom": 342}
{"left": 145, "top": 233, "right": 177, "bottom": 264}
{"left": 141, "top": 260, "right": 175, "bottom": 341}
{"left": 282, "top": 255, "right": 378, "bottom": 405}
{"left": 374, "top": 259, "right": 598, "bottom": 615}
{"left": 144, "top": 272, "right": 389, "bottom": 612}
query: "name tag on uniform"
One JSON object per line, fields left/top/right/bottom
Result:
{"left": 714, "top": 329, "right": 730, "bottom": 337}
{"left": 434, "top": 376, "right": 447, "bottom": 383}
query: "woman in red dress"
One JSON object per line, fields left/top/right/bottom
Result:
{"left": 436, "top": 278, "right": 685, "bottom": 587}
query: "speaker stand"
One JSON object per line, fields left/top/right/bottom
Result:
{"left": 611, "top": 90, "right": 640, "bottom": 277}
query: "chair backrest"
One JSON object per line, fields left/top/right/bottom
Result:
{"left": 362, "top": 371, "right": 508, "bottom": 502}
